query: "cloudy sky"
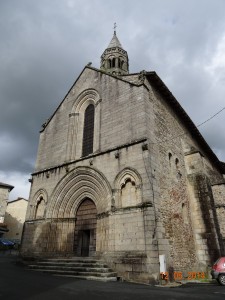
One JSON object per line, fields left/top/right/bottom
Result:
{"left": 1, "top": 0, "right": 225, "bottom": 200}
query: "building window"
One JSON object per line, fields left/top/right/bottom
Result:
{"left": 168, "top": 152, "right": 172, "bottom": 170}
{"left": 118, "top": 58, "right": 121, "bottom": 68}
{"left": 175, "top": 158, "right": 180, "bottom": 169}
{"left": 82, "top": 104, "right": 95, "bottom": 157}
{"left": 182, "top": 203, "right": 188, "bottom": 224}
{"left": 175, "top": 158, "right": 182, "bottom": 179}
{"left": 112, "top": 57, "right": 116, "bottom": 68}
{"left": 35, "top": 196, "right": 45, "bottom": 219}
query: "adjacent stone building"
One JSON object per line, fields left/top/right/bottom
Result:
{"left": 21, "top": 31, "right": 225, "bottom": 283}
{"left": 4, "top": 198, "right": 28, "bottom": 242}
{"left": 0, "top": 182, "right": 14, "bottom": 236}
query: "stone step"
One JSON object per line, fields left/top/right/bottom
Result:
{"left": 53, "top": 275, "right": 117, "bottom": 282}
{"left": 61, "top": 275, "right": 117, "bottom": 282}
{"left": 28, "top": 265, "right": 113, "bottom": 273}
{"left": 36, "top": 261, "right": 109, "bottom": 268}
{"left": 27, "top": 257, "right": 117, "bottom": 282}
{"left": 41, "top": 258, "right": 101, "bottom": 263}
{"left": 29, "top": 268, "right": 117, "bottom": 278}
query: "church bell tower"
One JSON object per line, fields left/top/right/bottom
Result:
{"left": 100, "top": 25, "right": 129, "bottom": 75}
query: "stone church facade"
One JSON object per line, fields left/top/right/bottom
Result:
{"left": 21, "top": 31, "right": 225, "bottom": 283}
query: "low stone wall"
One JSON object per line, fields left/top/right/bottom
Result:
{"left": 98, "top": 251, "right": 159, "bottom": 284}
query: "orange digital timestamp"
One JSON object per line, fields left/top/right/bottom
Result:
{"left": 160, "top": 272, "right": 206, "bottom": 280}
{"left": 187, "top": 272, "right": 206, "bottom": 280}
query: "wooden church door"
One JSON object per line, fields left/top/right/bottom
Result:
{"left": 74, "top": 198, "right": 97, "bottom": 256}
{"left": 78, "top": 230, "right": 90, "bottom": 257}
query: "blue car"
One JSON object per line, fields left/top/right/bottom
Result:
{"left": 0, "top": 238, "right": 15, "bottom": 246}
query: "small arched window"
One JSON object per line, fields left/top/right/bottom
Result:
{"left": 175, "top": 158, "right": 182, "bottom": 179}
{"left": 112, "top": 57, "right": 116, "bottom": 68}
{"left": 108, "top": 59, "right": 112, "bottom": 68}
{"left": 175, "top": 158, "right": 180, "bottom": 169}
{"left": 82, "top": 104, "right": 95, "bottom": 157}
{"left": 182, "top": 203, "right": 188, "bottom": 224}
{"left": 168, "top": 152, "right": 172, "bottom": 168}
{"left": 118, "top": 58, "right": 121, "bottom": 68}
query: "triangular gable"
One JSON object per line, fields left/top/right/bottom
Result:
{"left": 40, "top": 66, "right": 142, "bottom": 132}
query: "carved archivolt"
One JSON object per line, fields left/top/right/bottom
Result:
{"left": 47, "top": 166, "right": 112, "bottom": 219}
{"left": 72, "top": 89, "right": 101, "bottom": 113}
{"left": 113, "top": 168, "right": 143, "bottom": 208}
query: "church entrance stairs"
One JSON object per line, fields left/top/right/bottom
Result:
{"left": 27, "top": 257, "right": 118, "bottom": 282}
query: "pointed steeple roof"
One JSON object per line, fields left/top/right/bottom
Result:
{"left": 100, "top": 26, "right": 129, "bottom": 76}
{"left": 107, "top": 32, "right": 122, "bottom": 48}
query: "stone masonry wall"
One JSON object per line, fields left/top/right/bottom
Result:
{"left": 147, "top": 82, "right": 224, "bottom": 273}
{"left": 147, "top": 85, "right": 197, "bottom": 273}
{"left": 212, "top": 183, "right": 225, "bottom": 250}
{"left": 0, "top": 187, "right": 11, "bottom": 223}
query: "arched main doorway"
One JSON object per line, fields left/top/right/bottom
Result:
{"left": 74, "top": 198, "right": 97, "bottom": 257}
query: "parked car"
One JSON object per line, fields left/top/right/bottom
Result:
{"left": 0, "top": 238, "right": 16, "bottom": 250}
{"left": 211, "top": 257, "right": 225, "bottom": 286}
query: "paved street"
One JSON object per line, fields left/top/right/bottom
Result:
{"left": 1, "top": 255, "right": 225, "bottom": 300}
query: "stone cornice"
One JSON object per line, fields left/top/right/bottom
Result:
{"left": 32, "top": 138, "right": 147, "bottom": 176}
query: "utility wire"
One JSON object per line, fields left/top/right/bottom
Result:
{"left": 151, "top": 106, "right": 225, "bottom": 145}
{"left": 196, "top": 106, "right": 225, "bottom": 128}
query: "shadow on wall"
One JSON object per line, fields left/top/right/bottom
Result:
{"left": 32, "top": 220, "right": 75, "bottom": 256}
{"left": 4, "top": 212, "right": 23, "bottom": 242}
{"left": 196, "top": 175, "right": 223, "bottom": 263}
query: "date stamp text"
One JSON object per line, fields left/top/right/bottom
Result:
{"left": 160, "top": 271, "right": 206, "bottom": 281}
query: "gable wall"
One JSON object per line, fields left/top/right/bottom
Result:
{"left": 35, "top": 69, "right": 148, "bottom": 172}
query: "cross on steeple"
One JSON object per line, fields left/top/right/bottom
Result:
{"left": 114, "top": 22, "right": 117, "bottom": 34}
